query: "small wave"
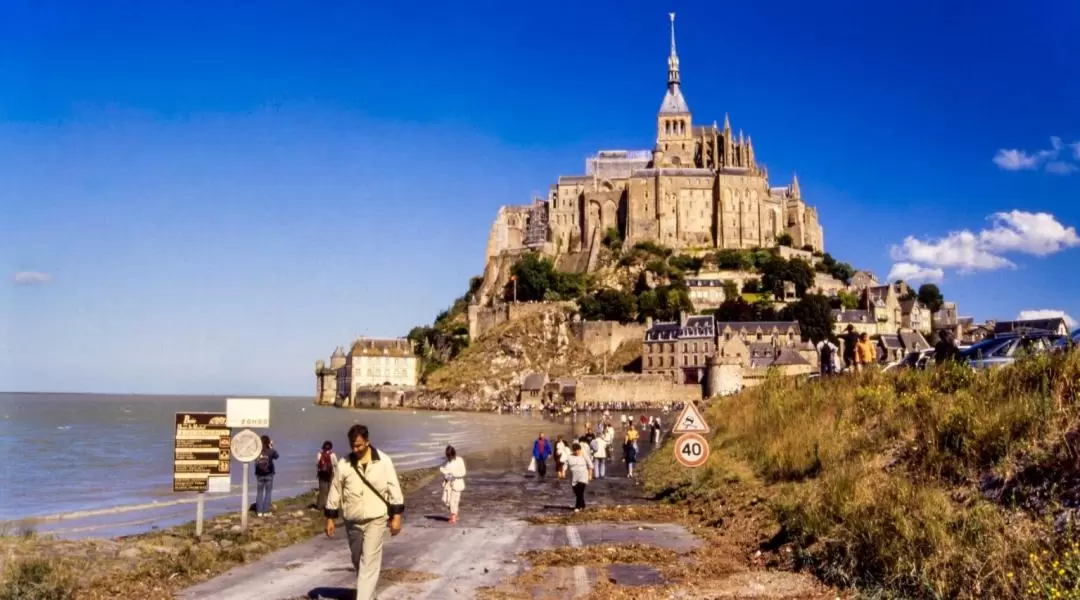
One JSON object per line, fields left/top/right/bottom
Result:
{"left": 56, "top": 425, "right": 71, "bottom": 430}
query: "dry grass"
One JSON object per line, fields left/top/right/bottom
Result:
{"left": 640, "top": 353, "right": 1080, "bottom": 599}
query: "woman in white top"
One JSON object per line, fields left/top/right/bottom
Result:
{"left": 439, "top": 445, "right": 467, "bottom": 524}
{"left": 566, "top": 443, "right": 591, "bottom": 512}
{"left": 555, "top": 437, "right": 571, "bottom": 479}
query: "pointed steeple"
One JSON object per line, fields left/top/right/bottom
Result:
{"left": 658, "top": 13, "right": 690, "bottom": 116}
{"left": 667, "top": 12, "right": 680, "bottom": 87}
{"left": 791, "top": 173, "right": 801, "bottom": 198}
{"left": 747, "top": 135, "right": 755, "bottom": 167}
{"left": 723, "top": 113, "right": 731, "bottom": 132}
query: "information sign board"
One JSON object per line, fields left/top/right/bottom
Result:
{"left": 173, "top": 412, "right": 231, "bottom": 493}
{"left": 226, "top": 398, "right": 270, "bottom": 428}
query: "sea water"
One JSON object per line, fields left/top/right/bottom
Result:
{"left": 0, "top": 392, "right": 553, "bottom": 538}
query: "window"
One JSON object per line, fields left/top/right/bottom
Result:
{"left": 683, "top": 355, "right": 689, "bottom": 365}
{"left": 647, "top": 357, "right": 653, "bottom": 367}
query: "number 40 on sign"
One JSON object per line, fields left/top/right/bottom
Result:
{"left": 674, "top": 432, "right": 710, "bottom": 468}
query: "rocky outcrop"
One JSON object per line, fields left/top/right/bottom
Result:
{"left": 421, "top": 305, "right": 599, "bottom": 410}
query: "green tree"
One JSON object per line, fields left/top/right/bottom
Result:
{"left": 669, "top": 254, "right": 705, "bottom": 274}
{"left": 713, "top": 249, "right": 754, "bottom": 270}
{"left": 742, "top": 278, "right": 761, "bottom": 293}
{"left": 837, "top": 290, "right": 860, "bottom": 310}
{"left": 713, "top": 298, "right": 757, "bottom": 322}
{"left": 787, "top": 258, "right": 816, "bottom": 296}
{"left": 721, "top": 279, "right": 740, "bottom": 300}
{"left": 578, "top": 288, "right": 638, "bottom": 322}
{"left": 917, "top": 283, "right": 945, "bottom": 313}
{"left": 753, "top": 297, "right": 778, "bottom": 321}
{"left": 780, "top": 294, "right": 835, "bottom": 344}
{"left": 637, "top": 290, "right": 660, "bottom": 322}
{"left": 776, "top": 233, "right": 795, "bottom": 247}
{"left": 602, "top": 227, "right": 622, "bottom": 250}
{"left": 506, "top": 253, "right": 556, "bottom": 302}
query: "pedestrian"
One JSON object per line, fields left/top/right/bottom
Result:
{"left": 934, "top": 330, "right": 962, "bottom": 365}
{"left": 842, "top": 325, "right": 859, "bottom": 372}
{"left": 590, "top": 434, "right": 608, "bottom": 479}
{"left": 855, "top": 332, "right": 876, "bottom": 372}
{"left": 623, "top": 436, "right": 638, "bottom": 478}
{"left": 817, "top": 337, "right": 838, "bottom": 376}
{"left": 556, "top": 437, "right": 571, "bottom": 479}
{"left": 532, "top": 432, "right": 552, "bottom": 480}
{"left": 554, "top": 436, "right": 567, "bottom": 479}
{"left": 439, "top": 445, "right": 466, "bottom": 524}
{"left": 315, "top": 440, "right": 338, "bottom": 511}
{"left": 254, "top": 435, "right": 279, "bottom": 517}
{"left": 324, "top": 424, "right": 405, "bottom": 600}
{"left": 566, "top": 443, "right": 591, "bottom": 512}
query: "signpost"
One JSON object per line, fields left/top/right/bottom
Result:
{"left": 672, "top": 402, "right": 712, "bottom": 470}
{"left": 173, "top": 412, "right": 230, "bottom": 537}
{"left": 230, "top": 428, "right": 263, "bottom": 534}
{"left": 227, "top": 397, "right": 270, "bottom": 429}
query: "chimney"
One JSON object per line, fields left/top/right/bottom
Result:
{"left": 679, "top": 311, "right": 689, "bottom": 327}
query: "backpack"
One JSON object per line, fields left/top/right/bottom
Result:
{"left": 820, "top": 342, "right": 834, "bottom": 364}
{"left": 254, "top": 450, "right": 272, "bottom": 474}
{"left": 317, "top": 451, "right": 334, "bottom": 477}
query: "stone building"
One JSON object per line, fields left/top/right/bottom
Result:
{"left": 686, "top": 278, "right": 727, "bottom": 310}
{"left": 643, "top": 313, "right": 803, "bottom": 384}
{"left": 485, "top": 14, "right": 824, "bottom": 266}
{"left": 899, "top": 299, "right": 933, "bottom": 335}
{"left": 315, "top": 337, "right": 419, "bottom": 406}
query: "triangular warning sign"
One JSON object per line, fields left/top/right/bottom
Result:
{"left": 672, "top": 403, "right": 710, "bottom": 434}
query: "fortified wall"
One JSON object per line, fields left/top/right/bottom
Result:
{"left": 574, "top": 374, "right": 700, "bottom": 405}
{"left": 572, "top": 320, "right": 647, "bottom": 356}
{"left": 336, "top": 386, "right": 422, "bottom": 410}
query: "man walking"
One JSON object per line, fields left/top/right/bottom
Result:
{"left": 842, "top": 325, "right": 859, "bottom": 372}
{"left": 324, "top": 424, "right": 405, "bottom": 600}
{"left": 532, "top": 432, "right": 552, "bottom": 480}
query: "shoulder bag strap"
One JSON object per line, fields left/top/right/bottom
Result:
{"left": 350, "top": 461, "right": 391, "bottom": 510}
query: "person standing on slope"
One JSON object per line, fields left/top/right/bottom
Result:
{"left": 324, "top": 424, "right": 405, "bottom": 600}
{"left": 439, "top": 445, "right": 466, "bottom": 524}
{"left": 532, "top": 432, "right": 552, "bottom": 480}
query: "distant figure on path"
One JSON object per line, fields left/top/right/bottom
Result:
{"left": 315, "top": 440, "right": 338, "bottom": 511}
{"left": 817, "top": 338, "right": 838, "bottom": 376}
{"left": 855, "top": 332, "right": 877, "bottom": 372}
{"left": 324, "top": 424, "right": 405, "bottom": 600}
{"left": 554, "top": 436, "right": 568, "bottom": 479}
{"left": 566, "top": 443, "right": 591, "bottom": 511}
{"left": 254, "top": 435, "right": 279, "bottom": 517}
{"left": 934, "top": 330, "right": 962, "bottom": 365}
{"left": 590, "top": 434, "right": 608, "bottom": 479}
{"left": 842, "top": 325, "right": 859, "bottom": 372}
{"left": 623, "top": 436, "right": 638, "bottom": 478}
{"left": 532, "top": 433, "right": 552, "bottom": 480}
{"left": 439, "top": 445, "right": 466, "bottom": 524}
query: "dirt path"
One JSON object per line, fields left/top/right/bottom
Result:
{"left": 179, "top": 441, "right": 833, "bottom": 599}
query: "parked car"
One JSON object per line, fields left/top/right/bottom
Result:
{"left": 961, "top": 332, "right": 1060, "bottom": 370}
{"left": 1051, "top": 328, "right": 1080, "bottom": 352}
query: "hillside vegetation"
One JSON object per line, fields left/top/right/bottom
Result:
{"left": 641, "top": 352, "right": 1080, "bottom": 599}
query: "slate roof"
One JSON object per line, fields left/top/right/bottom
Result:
{"left": 994, "top": 318, "right": 1067, "bottom": 335}
{"left": 878, "top": 334, "right": 903, "bottom": 350}
{"left": 645, "top": 314, "right": 715, "bottom": 341}
{"left": 659, "top": 86, "right": 690, "bottom": 114}
{"left": 899, "top": 299, "right": 925, "bottom": 314}
{"left": 350, "top": 338, "right": 415, "bottom": 358}
{"left": 899, "top": 331, "right": 931, "bottom": 352}
{"left": 715, "top": 321, "right": 800, "bottom": 334}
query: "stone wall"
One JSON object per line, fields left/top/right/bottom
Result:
{"left": 572, "top": 320, "right": 647, "bottom": 356}
{"left": 339, "top": 386, "right": 422, "bottom": 410}
{"left": 574, "top": 374, "right": 700, "bottom": 405}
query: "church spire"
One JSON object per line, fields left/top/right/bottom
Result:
{"left": 668, "top": 12, "right": 680, "bottom": 88}
{"left": 791, "top": 173, "right": 801, "bottom": 198}
{"left": 723, "top": 113, "right": 731, "bottom": 132}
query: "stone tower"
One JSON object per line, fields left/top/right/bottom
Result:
{"left": 654, "top": 12, "right": 693, "bottom": 168}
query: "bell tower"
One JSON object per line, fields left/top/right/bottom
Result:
{"left": 655, "top": 13, "right": 693, "bottom": 168}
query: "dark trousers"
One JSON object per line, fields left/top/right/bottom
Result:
{"left": 536, "top": 457, "right": 547, "bottom": 479}
{"left": 572, "top": 482, "right": 587, "bottom": 509}
{"left": 255, "top": 475, "right": 274, "bottom": 513}
{"left": 316, "top": 477, "right": 332, "bottom": 510}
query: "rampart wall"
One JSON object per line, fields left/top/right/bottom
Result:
{"left": 574, "top": 374, "right": 700, "bottom": 405}
{"left": 572, "top": 321, "right": 646, "bottom": 356}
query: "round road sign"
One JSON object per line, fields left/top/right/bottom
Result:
{"left": 673, "top": 432, "right": 710, "bottom": 468}
{"left": 231, "top": 429, "right": 263, "bottom": 463}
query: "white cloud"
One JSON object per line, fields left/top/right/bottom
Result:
{"left": 994, "top": 136, "right": 1080, "bottom": 174}
{"left": 888, "top": 211, "right": 1080, "bottom": 282}
{"left": 12, "top": 271, "right": 53, "bottom": 285}
{"left": 886, "top": 262, "right": 944, "bottom": 283}
{"left": 1016, "top": 309, "right": 1077, "bottom": 329}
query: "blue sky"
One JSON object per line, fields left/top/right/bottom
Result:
{"left": 3, "top": 0, "right": 1079, "bottom": 395}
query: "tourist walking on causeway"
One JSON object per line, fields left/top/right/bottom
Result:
{"left": 566, "top": 443, "right": 591, "bottom": 512}
{"left": 590, "top": 433, "right": 608, "bottom": 479}
{"left": 439, "top": 445, "right": 466, "bottom": 524}
{"left": 324, "top": 424, "right": 405, "bottom": 600}
{"left": 532, "top": 432, "right": 552, "bottom": 480}
{"left": 554, "top": 435, "right": 567, "bottom": 479}
{"left": 254, "top": 435, "right": 279, "bottom": 517}
{"left": 315, "top": 440, "right": 338, "bottom": 511}
{"left": 623, "top": 432, "right": 638, "bottom": 478}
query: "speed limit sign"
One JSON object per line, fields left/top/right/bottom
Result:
{"left": 674, "top": 433, "right": 710, "bottom": 468}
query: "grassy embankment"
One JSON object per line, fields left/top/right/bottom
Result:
{"left": 0, "top": 468, "right": 437, "bottom": 600}
{"left": 640, "top": 352, "right": 1080, "bottom": 599}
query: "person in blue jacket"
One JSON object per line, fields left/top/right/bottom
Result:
{"left": 532, "top": 432, "right": 552, "bottom": 480}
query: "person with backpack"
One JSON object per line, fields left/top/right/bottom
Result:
{"left": 817, "top": 337, "right": 838, "bottom": 376}
{"left": 315, "top": 440, "right": 338, "bottom": 511}
{"left": 254, "top": 435, "right": 279, "bottom": 517}
{"left": 324, "top": 424, "right": 405, "bottom": 600}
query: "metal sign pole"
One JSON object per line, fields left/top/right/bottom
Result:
{"left": 241, "top": 466, "right": 249, "bottom": 534}
{"left": 195, "top": 492, "right": 205, "bottom": 537}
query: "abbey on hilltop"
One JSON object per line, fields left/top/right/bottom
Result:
{"left": 485, "top": 13, "right": 824, "bottom": 265}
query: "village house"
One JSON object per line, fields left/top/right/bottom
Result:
{"left": 685, "top": 278, "right": 726, "bottom": 310}
{"left": 993, "top": 317, "right": 1070, "bottom": 337}
{"left": 899, "top": 298, "right": 933, "bottom": 335}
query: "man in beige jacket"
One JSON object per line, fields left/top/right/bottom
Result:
{"left": 324, "top": 424, "right": 405, "bottom": 600}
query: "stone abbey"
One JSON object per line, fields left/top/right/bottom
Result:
{"left": 485, "top": 14, "right": 824, "bottom": 265}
